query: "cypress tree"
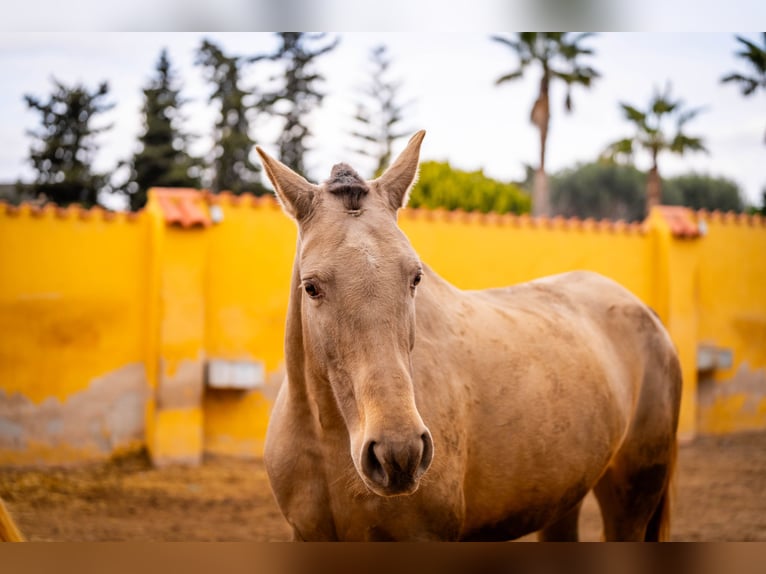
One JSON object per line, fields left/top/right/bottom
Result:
{"left": 254, "top": 33, "right": 339, "bottom": 177}
{"left": 126, "top": 49, "right": 202, "bottom": 210}
{"left": 24, "top": 79, "right": 114, "bottom": 208}
{"left": 351, "top": 45, "right": 412, "bottom": 178}
{"left": 196, "top": 39, "right": 264, "bottom": 195}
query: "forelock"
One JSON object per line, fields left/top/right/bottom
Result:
{"left": 325, "top": 163, "right": 369, "bottom": 211}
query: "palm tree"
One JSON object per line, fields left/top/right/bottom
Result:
{"left": 491, "top": 33, "right": 599, "bottom": 217}
{"left": 603, "top": 83, "right": 706, "bottom": 214}
{"left": 721, "top": 33, "right": 766, "bottom": 144}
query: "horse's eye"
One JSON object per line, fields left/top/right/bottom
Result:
{"left": 412, "top": 271, "right": 423, "bottom": 288}
{"left": 304, "top": 282, "right": 320, "bottom": 298}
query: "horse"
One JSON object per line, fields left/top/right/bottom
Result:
{"left": 255, "top": 131, "right": 682, "bottom": 541}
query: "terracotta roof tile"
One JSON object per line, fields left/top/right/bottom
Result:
{"left": 151, "top": 188, "right": 210, "bottom": 228}
{"left": 656, "top": 206, "right": 700, "bottom": 238}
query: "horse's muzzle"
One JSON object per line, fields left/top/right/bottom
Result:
{"left": 360, "top": 429, "right": 434, "bottom": 496}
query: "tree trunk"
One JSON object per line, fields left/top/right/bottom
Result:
{"left": 531, "top": 72, "right": 551, "bottom": 218}
{"left": 646, "top": 164, "right": 661, "bottom": 215}
{"left": 533, "top": 168, "right": 550, "bottom": 218}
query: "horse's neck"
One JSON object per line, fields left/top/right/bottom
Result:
{"left": 284, "top": 251, "right": 305, "bottom": 384}
{"left": 419, "top": 263, "right": 463, "bottom": 313}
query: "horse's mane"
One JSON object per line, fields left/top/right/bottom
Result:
{"left": 326, "top": 163, "right": 369, "bottom": 211}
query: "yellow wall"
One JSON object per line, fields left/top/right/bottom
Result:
{"left": 400, "top": 210, "right": 654, "bottom": 302}
{"left": 0, "top": 204, "right": 151, "bottom": 465}
{"left": 1, "top": 194, "right": 765, "bottom": 467}
{"left": 695, "top": 213, "right": 766, "bottom": 434}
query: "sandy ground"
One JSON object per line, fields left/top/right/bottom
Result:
{"left": 1, "top": 430, "right": 765, "bottom": 542}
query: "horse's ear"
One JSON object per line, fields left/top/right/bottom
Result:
{"left": 375, "top": 130, "right": 425, "bottom": 211}
{"left": 256, "top": 146, "right": 318, "bottom": 221}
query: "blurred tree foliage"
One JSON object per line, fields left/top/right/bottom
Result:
{"left": 24, "top": 78, "right": 113, "bottom": 208}
{"left": 551, "top": 161, "right": 746, "bottom": 221}
{"left": 720, "top": 33, "right": 766, "bottom": 144}
{"left": 551, "top": 161, "right": 647, "bottom": 221}
{"left": 603, "top": 83, "right": 706, "bottom": 213}
{"left": 196, "top": 39, "right": 265, "bottom": 195}
{"left": 753, "top": 189, "right": 766, "bottom": 216}
{"left": 253, "top": 33, "right": 339, "bottom": 177}
{"left": 663, "top": 174, "right": 745, "bottom": 213}
{"left": 350, "top": 45, "right": 412, "bottom": 178}
{"left": 125, "top": 49, "right": 203, "bottom": 210}
{"left": 408, "top": 161, "right": 531, "bottom": 215}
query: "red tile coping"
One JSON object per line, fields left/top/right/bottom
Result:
{"left": 153, "top": 189, "right": 283, "bottom": 227}
{"left": 204, "top": 191, "right": 279, "bottom": 209}
{"left": 0, "top": 201, "right": 141, "bottom": 222}
{"left": 400, "top": 208, "right": 650, "bottom": 234}
{"left": 151, "top": 188, "right": 210, "bottom": 228}
{"left": 655, "top": 206, "right": 700, "bottom": 238}
{"left": 2, "top": 194, "right": 763, "bottom": 233}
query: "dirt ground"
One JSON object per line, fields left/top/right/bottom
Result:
{"left": 1, "top": 430, "right": 765, "bottom": 542}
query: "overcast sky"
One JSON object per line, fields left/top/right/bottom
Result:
{"left": 0, "top": 32, "right": 763, "bottom": 206}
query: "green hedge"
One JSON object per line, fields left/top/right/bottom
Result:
{"left": 408, "top": 161, "right": 531, "bottom": 215}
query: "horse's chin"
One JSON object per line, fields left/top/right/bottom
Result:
{"left": 360, "top": 476, "right": 422, "bottom": 498}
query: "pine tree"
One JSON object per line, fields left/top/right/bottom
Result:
{"left": 254, "top": 33, "right": 339, "bottom": 177}
{"left": 126, "top": 49, "right": 203, "bottom": 210}
{"left": 350, "top": 45, "right": 412, "bottom": 178}
{"left": 196, "top": 39, "right": 264, "bottom": 195}
{"left": 24, "top": 79, "right": 114, "bottom": 207}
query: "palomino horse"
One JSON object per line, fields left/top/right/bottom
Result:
{"left": 256, "top": 131, "right": 682, "bottom": 541}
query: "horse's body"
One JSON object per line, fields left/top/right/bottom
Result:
{"left": 257, "top": 132, "right": 682, "bottom": 541}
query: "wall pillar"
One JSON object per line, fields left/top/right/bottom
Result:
{"left": 145, "top": 189, "right": 211, "bottom": 466}
{"left": 648, "top": 206, "right": 702, "bottom": 442}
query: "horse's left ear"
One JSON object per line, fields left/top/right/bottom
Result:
{"left": 374, "top": 130, "right": 425, "bottom": 211}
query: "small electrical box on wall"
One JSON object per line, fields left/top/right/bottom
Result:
{"left": 697, "top": 344, "right": 734, "bottom": 373}
{"left": 206, "top": 359, "right": 265, "bottom": 390}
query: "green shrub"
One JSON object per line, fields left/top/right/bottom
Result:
{"left": 409, "top": 161, "right": 531, "bottom": 215}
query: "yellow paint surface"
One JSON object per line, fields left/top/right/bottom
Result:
{"left": 205, "top": 198, "right": 295, "bottom": 372}
{"left": 0, "top": 206, "right": 151, "bottom": 404}
{"left": 400, "top": 211, "right": 654, "bottom": 303}
{"left": 203, "top": 389, "right": 271, "bottom": 458}
{"left": 695, "top": 214, "right": 766, "bottom": 434}
{"left": 160, "top": 228, "right": 207, "bottom": 376}
{"left": 699, "top": 395, "right": 766, "bottom": 435}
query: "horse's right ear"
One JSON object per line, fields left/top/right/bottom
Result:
{"left": 256, "top": 146, "right": 318, "bottom": 222}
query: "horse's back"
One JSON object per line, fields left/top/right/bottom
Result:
{"left": 470, "top": 269, "right": 680, "bottom": 437}
{"left": 475, "top": 270, "right": 676, "bottom": 381}
{"left": 505, "top": 271, "right": 682, "bottom": 428}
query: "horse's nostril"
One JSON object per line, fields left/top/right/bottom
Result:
{"left": 419, "top": 431, "right": 434, "bottom": 475}
{"left": 360, "top": 431, "right": 434, "bottom": 494}
{"left": 362, "top": 440, "right": 388, "bottom": 487}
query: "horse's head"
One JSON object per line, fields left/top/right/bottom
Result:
{"left": 256, "top": 131, "right": 433, "bottom": 497}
